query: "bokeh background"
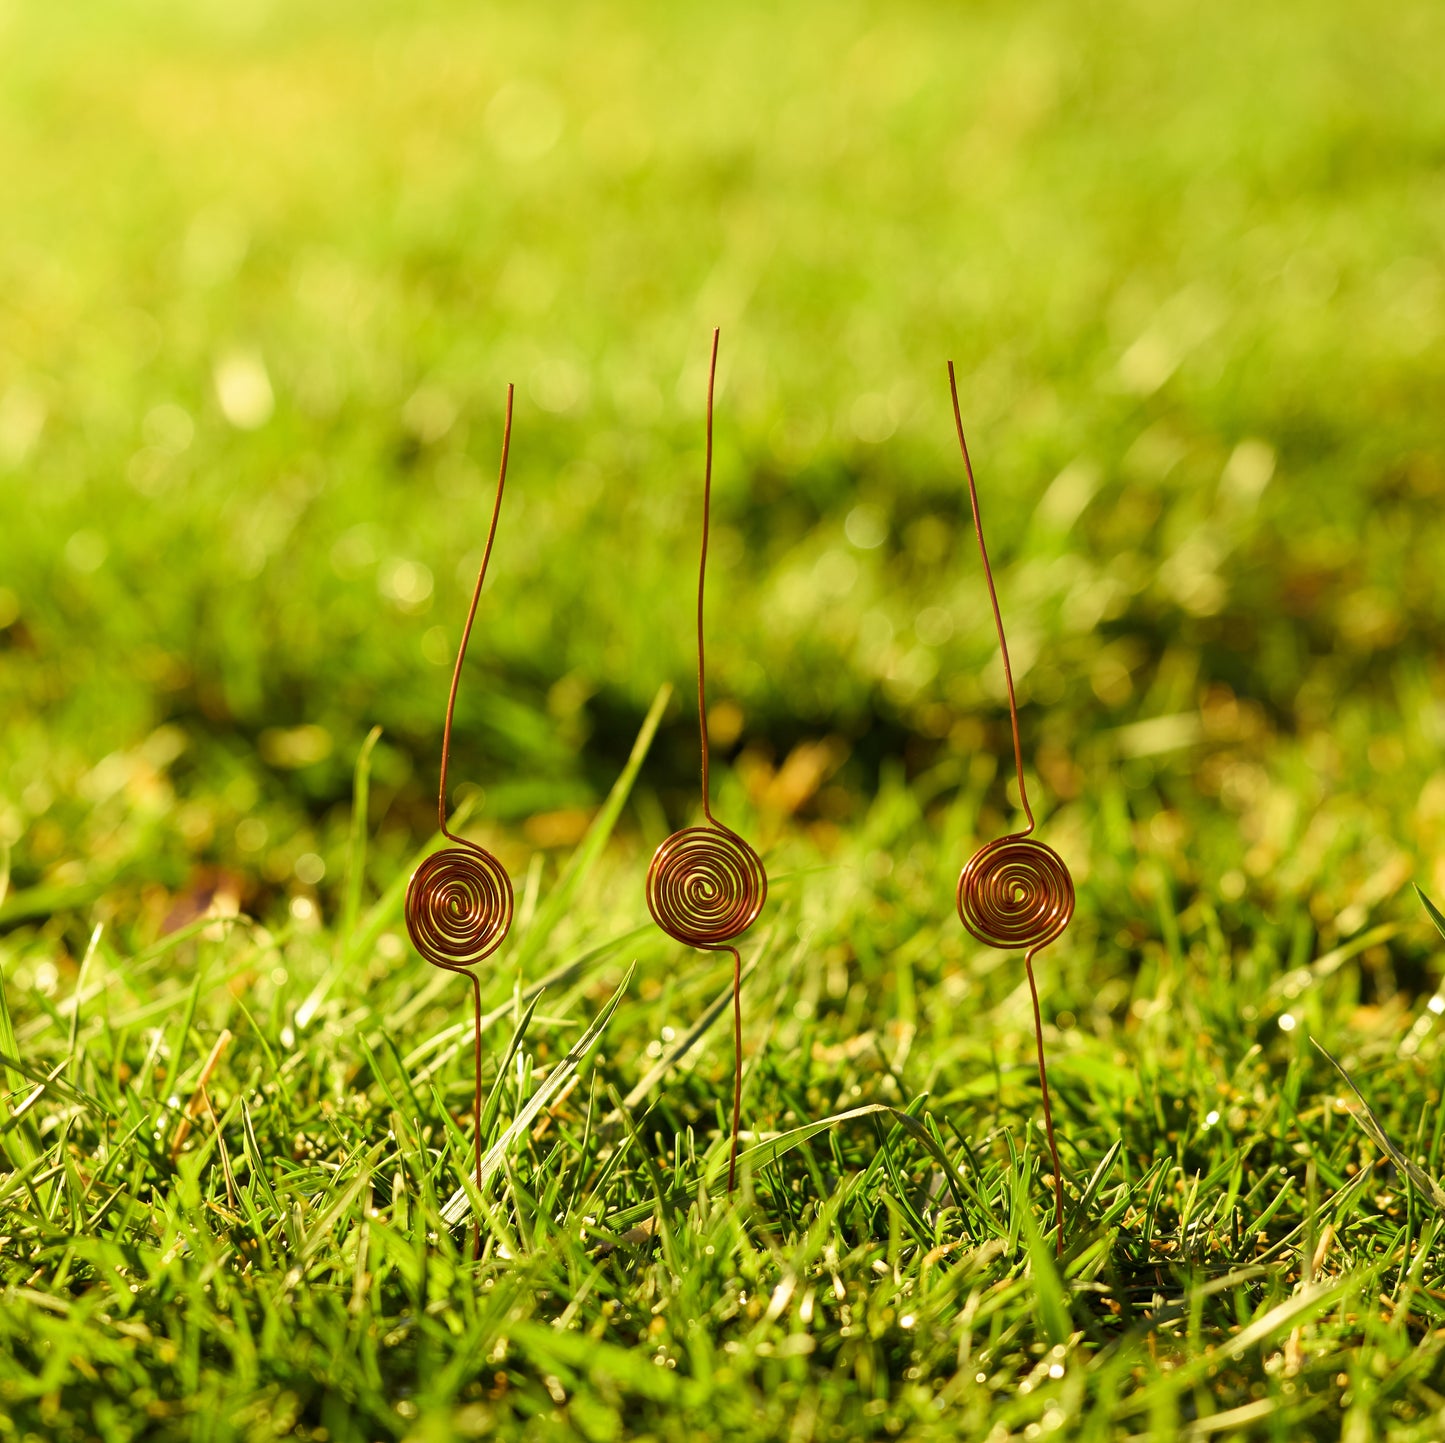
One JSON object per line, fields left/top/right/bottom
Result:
{"left": 2, "top": 0, "right": 1443, "bottom": 954}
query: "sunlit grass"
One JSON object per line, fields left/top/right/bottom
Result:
{"left": 2, "top": 0, "right": 1445, "bottom": 1436}
{"left": 4, "top": 720, "right": 1445, "bottom": 1438}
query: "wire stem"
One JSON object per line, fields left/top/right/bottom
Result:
{"left": 697, "top": 328, "right": 720, "bottom": 823}
{"left": 470, "top": 971, "right": 483, "bottom": 1260}
{"left": 947, "top": 362, "right": 1033, "bottom": 838}
{"left": 1024, "top": 950, "right": 1065, "bottom": 1255}
{"left": 439, "top": 384, "right": 513, "bottom": 840}
{"left": 726, "top": 945, "right": 742, "bottom": 1193}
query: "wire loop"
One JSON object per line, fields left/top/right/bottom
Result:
{"left": 406, "top": 843, "right": 514, "bottom": 970}
{"left": 957, "top": 835, "right": 1074, "bottom": 952}
{"left": 646, "top": 824, "right": 766, "bottom": 949}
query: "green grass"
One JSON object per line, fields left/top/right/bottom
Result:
{"left": 5, "top": 722, "right": 1445, "bottom": 1440}
{"left": 3, "top": 0, "right": 1445, "bottom": 1437}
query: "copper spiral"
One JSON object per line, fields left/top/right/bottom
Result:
{"left": 957, "top": 836, "right": 1074, "bottom": 954}
{"left": 646, "top": 327, "right": 766, "bottom": 1194}
{"left": 948, "top": 360, "right": 1074, "bottom": 1255}
{"left": 405, "top": 382, "right": 515, "bottom": 1256}
{"left": 646, "top": 824, "right": 766, "bottom": 949}
{"left": 406, "top": 843, "right": 513, "bottom": 969}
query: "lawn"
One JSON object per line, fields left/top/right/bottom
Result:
{"left": 2, "top": 0, "right": 1445, "bottom": 1437}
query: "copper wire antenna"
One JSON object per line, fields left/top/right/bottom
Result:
{"left": 645, "top": 328, "right": 767, "bottom": 1194}
{"left": 404, "top": 383, "right": 516, "bottom": 1255}
{"left": 947, "top": 362, "right": 1075, "bottom": 1255}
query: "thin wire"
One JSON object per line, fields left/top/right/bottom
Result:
{"left": 471, "top": 976, "right": 482, "bottom": 1259}
{"left": 693, "top": 332, "right": 739, "bottom": 1190}
{"left": 727, "top": 945, "right": 743, "bottom": 1192}
{"left": 697, "top": 328, "right": 745, "bottom": 1189}
{"left": 645, "top": 326, "right": 765, "bottom": 1195}
{"left": 439, "top": 383, "right": 514, "bottom": 841}
{"left": 411, "top": 380, "right": 514, "bottom": 1259}
{"left": 697, "top": 327, "right": 720, "bottom": 823}
{"left": 699, "top": 326, "right": 744, "bottom": 1190}
{"left": 947, "top": 361, "right": 1033, "bottom": 839}
{"left": 1024, "top": 953, "right": 1064, "bottom": 1246}
{"left": 948, "top": 360, "right": 1069, "bottom": 1255}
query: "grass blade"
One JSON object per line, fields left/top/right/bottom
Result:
{"left": 607, "top": 951, "right": 762, "bottom": 1122}
{"left": 441, "top": 964, "right": 635, "bottom": 1225}
{"left": 511, "top": 685, "right": 670, "bottom": 968}
{"left": 340, "top": 725, "right": 383, "bottom": 959}
{"left": 0, "top": 1052, "right": 105, "bottom": 1114}
{"left": 1068, "top": 1138, "right": 1124, "bottom": 1233}
{"left": 606, "top": 1100, "right": 968, "bottom": 1230}
{"left": 1313, "top": 1037, "right": 1445, "bottom": 1213}
{"left": 295, "top": 793, "right": 476, "bottom": 1029}
{"left": 1021, "top": 1204, "right": 1071, "bottom": 1346}
{"left": 1416, "top": 885, "right": 1445, "bottom": 945}
{"left": 0, "top": 881, "right": 105, "bottom": 926}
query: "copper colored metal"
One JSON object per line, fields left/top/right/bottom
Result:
{"left": 405, "top": 383, "right": 516, "bottom": 1255}
{"left": 947, "top": 361, "right": 1075, "bottom": 1255}
{"left": 646, "top": 328, "right": 766, "bottom": 1194}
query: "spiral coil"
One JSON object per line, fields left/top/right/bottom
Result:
{"left": 647, "top": 825, "right": 766, "bottom": 949}
{"left": 957, "top": 835, "right": 1074, "bottom": 954}
{"left": 406, "top": 843, "right": 514, "bottom": 970}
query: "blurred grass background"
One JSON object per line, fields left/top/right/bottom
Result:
{"left": 1, "top": 0, "right": 1443, "bottom": 949}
